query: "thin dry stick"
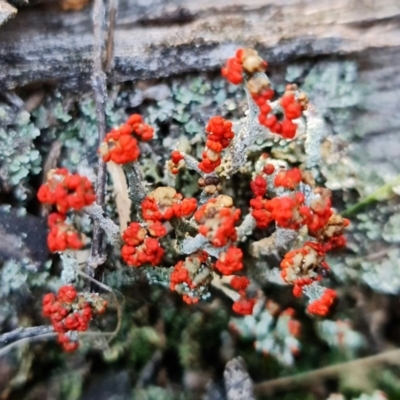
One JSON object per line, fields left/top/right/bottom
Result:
{"left": 211, "top": 274, "right": 240, "bottom": 302}
{"left": 0, "top": 328, "right": 121, "bottom": 359}
{"left": 104, "top": 0, "right": 118, "bottom": 72}
{"left": 0, "top": 332, "right": 57, "bottom": 358}
{"left": 0, "top": 326, "right": 54, "bottom": 346}
{"left": 88, "top": 0, "right": 108, "bottom": 277}
{"left": 254, "top": 348, "right": 400, "bottom": 396}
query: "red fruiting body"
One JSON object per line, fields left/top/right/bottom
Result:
{"left": 170, "top": 251, "right": 211, "bottom": 304}
{"left": 250, "top": 193, "right": 305, "bottom": 230}
{"left": 47, "top": 212, "right": 66, "bottom": 227}
{"left": 57, "top": 285, "right": 78, "bottom": 303}
{"left": 198, "top": 116, "right": 234, "bottom": 174}
{"left": 280, "top": 119, "right": 298, "bottom": 139}
{"left": 274, "top": 168, "right": 302, "bottom": 190}
{"left": 206, "top": 116, "right": 234, "bottom": 149}
{"left": 101, "top": 130, "right": 140, "bottom": 164}
{"left": 37, "top": 168, "right": 96, "bottom": 214}
{"left": 147, "top": 221, "right": 167, "bottom": 238}
{"left": 307, "top": 289, "right": 336, "bottom": 316}
{"left": 171, "top": 151, "right": 184, "bottom": 164}
{"left": 214, "top": 246, "right": 244, "bottom": 275}
{"left": 170, "top": 151, "right": 185, "bottom": 174}
{"left": 222, "top": 48, "right": 268, "bottom": 85}
{"left": 263, "top": 163, "right": 275, "bottom": 175}
{"left": 230, "top": 276, "right": 250, "bottom": 291}
{"left": 280, "top": 243, "right": 325, "bottom": 285}
{"left": 127, "top": 114, "right": 154, "bottom": 141}
{"left": 38, "top": 169, "right": 95, "bottom": 253}
{"left": 195, "top": 196, "right": 241, "bottom": 247}
{"left": 47, "top": 216, "right": 84, "bottom": 253}
{"left": 221, "top": 51, "right": 244, "bottom": 85}
{"left": 141, "top": 187, "right": 197, "bottom": 222}
{"left": 170, "top": 260, "right": 191, "bottom": 291}
{"left": 219, "top": 47, "right": 304, "bottom": 140}
{"left": 121, "top": 222, "right": 165, "bottom": 267}
{"left": 42, "top": 286, "right": 107, "bottom": 352}
{"left": 280, "top": 93, "right": 303, "bottom": 120}
{"left": 99, "top": 114, "right": 154, "bottom": 164}
{"left": 250, "top": 175, "right": 267, "bottom": 197}
{"left": 232, "top": 297, "right": 255, "bottom": 315}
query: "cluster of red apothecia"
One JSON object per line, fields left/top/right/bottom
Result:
{"left": 141, "top": 186, "right": 198, "bottom": 222}
{"left": 121, "top": 221, "right": 166, "bottom": 267}
{"left": 306, "top": 288, "right": 336, "bottom": 316}
{"left": 37, "top": 168, "right": 96, "bottom": 252}
{"left": 194, "top": 195, "right": 241, "bottom": 247}
{"left": 38, "top": 48, "right": 348, "bottom": 320}
{"left": 222, "top": 48, "right": 308, "bottom": 139}
{"left": 120, "top": 187, "right": 253, "bottom": 313}
{"left": 42, "top": 285, "right": 107, "bottom": 351}
{"left": 99, "top": 114, "right": 154, "bottom": 164}
{"left": 198, "top": 116, "right": 235, "bottom": 174}
{"left": 169, "top": 250, "right": 212, "bottom": 305}
{"left": 169, "top": 246, "right": 254, "bottom": 314}
{"left": 168, "top": 116, "right": 235, "bottom": 176}
{"left": 119, "top": 184, "right": 253, "bottom": 312}
{"left": 168, "top": 195, "right": 255, "bottom": 314}
{"left": 249, "top": 158, "right": 349, "bottom": 316}
{"left": 169, "top": 151, "right": 185, "bottom": 175}
{"left": 120, "top": 186, "right": 198, "bottom": 268}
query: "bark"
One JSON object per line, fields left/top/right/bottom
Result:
{"left": 0, "top": 208, "right": 48, "bottom": 265}
{"left": 0, "top": 0, "right": 399, "bottom": 90}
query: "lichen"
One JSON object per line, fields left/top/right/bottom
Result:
{"left": 0, "top": 106, "right": 41, "bottom": 192}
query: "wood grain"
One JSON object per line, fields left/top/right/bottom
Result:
{"left": 0, "top": 0, "right": 399, "bottom": 90}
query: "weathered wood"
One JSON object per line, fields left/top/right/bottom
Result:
{"left": 0, "top": 208, "right": 48, "bottom": 265}
{"left": 0, "top": 0, "right": 399, "bottom": 90}
{"left": 0, "top": 1, "right": 16, "bottom": 26}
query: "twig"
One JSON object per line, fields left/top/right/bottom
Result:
{"left": 0, "top": 325, "right": 54, "bottom": 346}
{"left": 211, "top": 273, "right": 240, "bottom": 302}
{"left": 236, "top": 213, "right": 256, "bottom": 241}
{"left": 124, "top": 162, "right": 147, "bottom": 212}
{"left": 136, "top": 350, "right": 163, "bottom": 389}
{"left": 84, "top": 203, "right": 122, "bottom": 246}
{"left": 254, "top": 348, "right": 400, "bottom": 396}
{"left": 42, "top": 140, "right": 62, "bottom": 182}
{"left": 169, "top": 216, "right": 198, "bottom": 238}
{"left": 182, "top": 153, "right": 203, "bottom": 174}
{"left": 0, "top": 332, "right": 57, "bottom": 358}
{"left": 104, "top": 0, "right": 118, "bottom": 72}
{"left": 0, "top": 328, "right": 120, "bottom": 359}
{"left": 88, "top": 0, "right": 108, "bottom": 277}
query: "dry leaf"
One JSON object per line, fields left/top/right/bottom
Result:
{"left": 107, "top": 161, "right": 131, "bottom": 232}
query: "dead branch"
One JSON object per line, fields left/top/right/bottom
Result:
{"left": 254, "top": 348, "right": 400, "bottom": 396}
{"left": 88, "top": 0, "right": 109, "bottom": 278}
